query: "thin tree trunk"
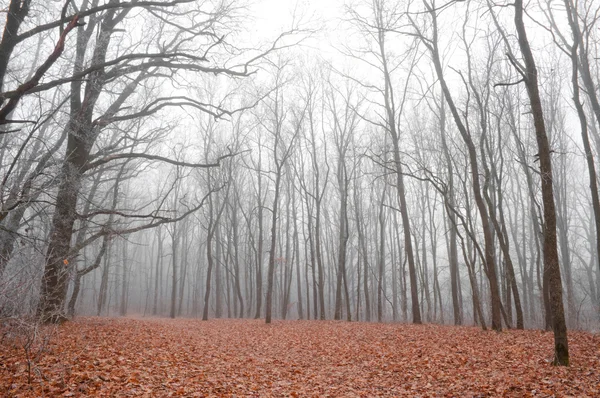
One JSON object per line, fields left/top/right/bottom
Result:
{"left": 377, "top": 186, "right": 386, "bottom": 322}
{"left": 170, "top": 222, "right": 177, "bottom": 319}
{"left": 415, "top": 5, "right": 502, "bottom": 330}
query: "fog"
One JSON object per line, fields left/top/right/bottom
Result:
{"left": 0, "top": 0, "right": 598, "bottom": 356}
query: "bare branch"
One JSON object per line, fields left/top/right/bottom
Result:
{"left": 493, "top": 78, "right": 525, "bottom": 88}
{"left": 83, "top": 149, "right": 249, "bottom": 172}
{"left": 0, "top": 15, "right": 82, "bottom": 124}
{"left": 16, "top": 0, "right": 197, "bottom": 43}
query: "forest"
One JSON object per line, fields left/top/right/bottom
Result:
{"left": 1, "top": 0, "right": 600, "bottom": 394}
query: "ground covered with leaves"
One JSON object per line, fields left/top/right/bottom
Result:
{"left": 1, "top": 317, "right": 599, "bottom": 397}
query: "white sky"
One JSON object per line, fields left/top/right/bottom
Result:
{"left": 250, "top": 0, "right": 344, "bottom": 56}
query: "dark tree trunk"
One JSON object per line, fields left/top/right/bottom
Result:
{"left": 0, "top": 0, "right": 31, "bottom": 92}
{"left": 37, "top": 7, "right": 132, "bottom": 322}
{"left": 514, "top": 0, "right": 569, "bottom": 365}
{"left": 38, "top": 153, "right": 86, "bottom": 322}
{"left": 564, "top": 0, "right": 600, "bottom": 322}
{"left": 418, "top": 5, "right": 502, "bottom": 330}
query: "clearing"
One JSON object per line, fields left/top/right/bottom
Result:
{"left": 1, "top": 317, "right": 599, "bottom": 397}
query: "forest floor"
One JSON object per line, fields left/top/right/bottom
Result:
{"left": 1, "top": 317, "right": 599, "bottom": 397}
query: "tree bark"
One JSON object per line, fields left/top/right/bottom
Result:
{"left": 513, "top": 0, "right": 569, "bottom": 365}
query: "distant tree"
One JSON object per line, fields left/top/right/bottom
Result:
{"left": 262, "top": 58, "right": 303, "bottom": 324}
{"left": 30, "top": 0, "right": 303, "bottom": 323}
{"left": 408, "top": 0, "right": 503, "bottom": 330}
{"left": 344, "top": 0, "right": 422, "bottom": 324}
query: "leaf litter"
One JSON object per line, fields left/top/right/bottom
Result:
{"left": 1, "top": 317, "right": 599, "bottom": 397}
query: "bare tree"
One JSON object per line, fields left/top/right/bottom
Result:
{"left": 408, "top": 0, "right": 502, "bottom": 330}
{"left": 262, "top": 59, "right": 303, "bottom": 324}
{"left": 344, "top": 0, "right": 422, "bottom": 324}
{"left": 32, "top": 0, "right": 302, "bottom": 322}
{"left": 325, "top": 75, "right": 359, "bottom": 321}
{"left": 510, "top": 0, "right": 569, "bottom": 365}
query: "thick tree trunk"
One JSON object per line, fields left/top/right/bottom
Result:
{"left": 37, "top": 6, "right": 125, "bottom": 323}
{"left": 37, "top": 155, "right": 85, "bottom": 322}
{"left": 0, "top": 0, "right": 30, "bottom": 92}
{"left": 514, "top": 0, "right": 569, "bottom": 365}
{"left": 564, "top": 0, "right": 600, "bottom": 322}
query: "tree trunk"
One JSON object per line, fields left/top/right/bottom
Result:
{"left": 439, "top": 101, "right": 462, "bottom": 325}
{"left": 68, "top": 236, "right": 109, "bottom": 317}
{"left": 202, "top": 217, "right": 215, "bottom": 321}
{"left": 97, "top": 245, "right": 111, "bottom": 317}
{"left": 38, "top": 156, "right": 86, "bottom": 322}
{"left": 170, "top": 222, "right": 178, "bottom": 319}
{"left": 417, "top": 5, "right": 502, "bottom": 330}
{"left": 265, "top": 169, "right": 283, "bottom": 324}
{"left": 513, "top": 0, "right": 569, "bottom": 365}
{"left": 254, "top": 162, "right": 264, "bottom": 319}
{"left": 153, "top": 227, "right": 163, "bottom": 315}
{"left": 377, "top": 186, "right": 386, "bottom": 322}
{"left": 120, "top": 238, "right": 129, "bottom": 317}
{"left": 334, "top": 159, "right": 350, "bottom": 320}
{"left": 564, "top": 0, "right": 600, "bottom": 322}
{"left": 0, "top": 0, "right": 31, "bottom": 92}
{"left": 293, "top": 187, "right": 303, "bottom": 319}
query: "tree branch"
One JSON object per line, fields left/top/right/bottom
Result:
{"left": 16, "top": 0, "right": 197, "bottom": 43}
{"left": 83, "top": 149, "right": 249, "bottom": 172}
{"left": 0, "top": 15, "right": 82, "bottom": 124}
